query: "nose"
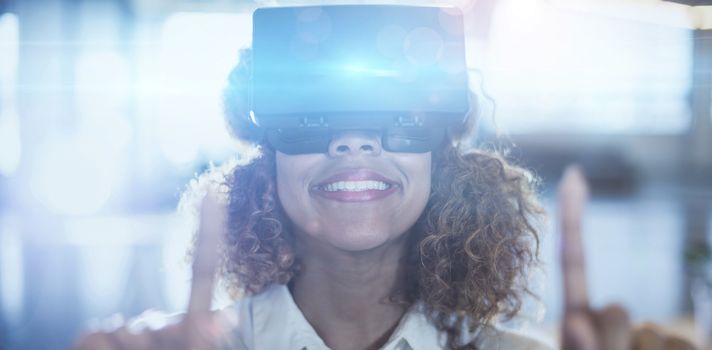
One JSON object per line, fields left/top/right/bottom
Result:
{"left": 328, "top": 130, "right": 382, "bottom": 157}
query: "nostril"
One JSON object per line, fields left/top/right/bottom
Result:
{"left": 336, "top": 145, "right": 349, "bottom": 153}
{"left": 361, "top": 145, "right": 374, "bottom": 152}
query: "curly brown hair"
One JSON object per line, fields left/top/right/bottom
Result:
{"left": 215, "top": 49, "right": 544, "bottom": 349}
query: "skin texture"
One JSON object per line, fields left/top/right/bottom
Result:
{"left": 277, "top": 131, "right": 430, "bottom": 349}
{"left": 275, "top": 130, "right": 431, "bottom": 252}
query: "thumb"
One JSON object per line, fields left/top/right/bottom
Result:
{"left": 594, "top": 304, "right": 631, "bottom": 350}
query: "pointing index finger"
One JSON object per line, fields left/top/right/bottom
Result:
{"left": 188, "top": 191, "right": 227, "bottom": 314}
{"left": 559, "top": 165, "right": 590, "bottom": 313}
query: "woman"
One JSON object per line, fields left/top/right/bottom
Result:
{"left": 75, "top": 5, "right": 683, "bottom": 350}
{"left": 76, "top": 50, "right": 547, "bottom": 350}
{"left": 210, "top": 45, "right": 547, "bottom": 348}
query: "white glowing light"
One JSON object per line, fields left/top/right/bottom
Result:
{"left": 158, "top": 107, "right": 201, "bottom": 165}
{"left": 440, "top": 0, "right": 479, "bottom": 15}
{"left": 28, "top": 134, "right": 123, "bottom": 215}
{"left": 80, "top": 246, "right": 130, "bottom": 314}
{"left": 19, "top": 42, "right": 131, "bottom": 215}
{"left": 75, "top": 51, "right": 131, "bottom": 112}
{"left": 505, "top": 0, "right": 542, "bottom": 27}
{"left": 0, "top": 108, "right": 21, "bottom": 177}
{"left": 0, "top": 14, "right": 20, "bottom": 177}
{"left": 160, "top": 13, "right": 252, "bottom": 97}
{"left": 66, "top": 50, "right": 132, "bottom": 214}
{"left": 66, "top": 215, "right": 167, "bottom": 313}
{"left": 157, "top": 13, "right": 252, "bottom": 165}
{"left": 0, "top": 218, "right": 23, "bottom": 324}
{"left": 484, "top": 0, "right": 691, "bottom": 134}
{"left": 0, "top": 13, "right": 18, "bottom": 79}
{"left": 342, "top": 63, "right": 400, "bottom": 77}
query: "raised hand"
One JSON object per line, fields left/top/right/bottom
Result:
{"left": 73, "top": 192, "right": 232, "bottom": 350}
{"left": 558, "top": 166, "right": 696, "bottom": 350}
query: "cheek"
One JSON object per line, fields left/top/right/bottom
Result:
{"left": 275, "top": 154, "right": 322, "bottom": 233}
{"left": 419, "top": 156, "right": 432, "bottom": 191}
{"left": 274, "top": 151, "right": 433, "bottom": 250}
{"left": 400, "top": 156, "right": 432, "bottom": 223}
{"left": 276, "top": 157, "right": 304, "bottom": 211}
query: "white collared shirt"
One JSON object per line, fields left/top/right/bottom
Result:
{"left": 220, "top": 284, "right": 553, "bottom": 350}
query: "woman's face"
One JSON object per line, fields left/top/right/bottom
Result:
{"left": 276, "top": 130, "right": 431, "bottom": 252}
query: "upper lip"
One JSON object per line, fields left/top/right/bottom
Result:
{"left": 314, "top": 168, "right": 398, "bottom": 188}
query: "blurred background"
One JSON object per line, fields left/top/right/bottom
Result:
{"left": 0, "top": 0, "right": 711, "bottom": 349}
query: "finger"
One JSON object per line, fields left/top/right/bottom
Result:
{"left": 72, "top": 332, "right": 120, "bottom": 350}
{"left": 559, "top": 165, "right": 590, "bottom": 312}
{"left": 664, "top": 336, "right": 696, "bottom": 350}
{"left": 594, "top": 304, "right": 631, "bottom": 350}
{"left": 185, "top": 313, "right": 227, "bottom": 350}
{"left": 562, "top": 312, "right": 598, "bottom": 350}
{"left": 148, "top": 313, "right": 225, "bottom": 350}
{"left": 110, "top": 326, "right": 156, "bottom": 350}
{"left": 148, "top": 321, "right": 201, "bottom": 350}
{"left": 633, "top": 324, "right": 666, "bottom": 350}
{"left": 188, "top": 191, "right": 227, "bottom": 314}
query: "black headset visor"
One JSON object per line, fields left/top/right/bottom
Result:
{"left": 267, "top": 127, "right": 446, "bottom": 155}
{"left": 250, "top": 5, "right": 470, "bottom": 154}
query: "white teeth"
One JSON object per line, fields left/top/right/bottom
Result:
{"left": 321, "top": 180, "right": 390, "bottom": 192}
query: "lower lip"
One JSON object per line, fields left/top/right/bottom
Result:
{"left": 311, "top": 186, "right": 398, "bottom": 202}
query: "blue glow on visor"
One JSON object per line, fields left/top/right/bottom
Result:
{"left": 250, "top": 5, "right": 470, "bottom": 129}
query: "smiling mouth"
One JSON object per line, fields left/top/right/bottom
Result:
{"left": 312, "top": 179, "right": 399, "bottom": 202}
{"left": 311, "top": 169, "right": 400, "bottom": 202}
{"left": 317, "top": 180, "right": 393, "bottom": 192}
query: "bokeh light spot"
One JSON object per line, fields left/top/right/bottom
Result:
{"left": 404, "top": 27, "right": 444, "bottom": 66}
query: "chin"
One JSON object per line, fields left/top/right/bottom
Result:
{"left": 333, "top": 240, "right": 389, "bottom": 252}
{"left": 326, "top": 228, "right": 404, "bottom": 252}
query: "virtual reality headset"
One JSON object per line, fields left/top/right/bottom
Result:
{"left": 249, "top": 5, "right": 471, "bottom": 154}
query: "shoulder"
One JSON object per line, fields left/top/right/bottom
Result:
{"left": 474, "top": 326, "right": 555, "bottom": 350}
{"left": 396, "top": 304, "right": 554, "bottom": 350}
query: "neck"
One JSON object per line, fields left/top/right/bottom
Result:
{"left": 290, "top": 233, "right": 411, "bottom": 350}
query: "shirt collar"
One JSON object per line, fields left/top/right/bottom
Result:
{"left": 251, "top": 284, "right": 447, "bottom": 350}
{"left": 381, "top": 304, "right": 447, "bottom": 350}
{"left": 252, "top": 284, "right": 329, "bottom": 350}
